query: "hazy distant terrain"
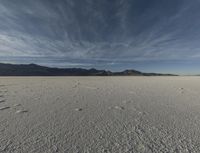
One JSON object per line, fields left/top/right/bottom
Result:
{"left": 0, "top": 63, "right": 176, "bottom": 76}
{"left": 0, "top": 77, "right": 200, "bottom": 152}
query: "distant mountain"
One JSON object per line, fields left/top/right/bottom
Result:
{"left": 0, "top": 63, "right": 177, "bottom": 76}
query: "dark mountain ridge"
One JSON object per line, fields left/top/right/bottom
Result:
{"left": 0, "top": 63, "right": 177, "bottom": 76}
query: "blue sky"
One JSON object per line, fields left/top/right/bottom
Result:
{"left": 0, "top": 0, "right": 200, "bottom": 74}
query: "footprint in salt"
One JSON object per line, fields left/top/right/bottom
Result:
{"left": 75, "top": 108, "right": 83, "bottom": 111}
{"left": 114, "top": 106, "right": 125, "bottom": 110}
{"left": 178, "top": 87, "right": 184, "bottom": 94}
{"left": 13, "top": 104, "right": 22, "bottom": 107}
{"left": 15, "top": 110, "right": 28, "bottom": 114}
{"left": 0, "top": 106, "right": 10, "bottom": 111}
{"left": 138, "top": 111, "right": 147, "bottom": 116}
{"left": 0, "top": 95, "right": 5, "bottom": 101}
{"left": 73, "top": 82, "right": 81, "bottom": 88}
{"left": 0, "top": 99, "right": 5, "bottom": 103}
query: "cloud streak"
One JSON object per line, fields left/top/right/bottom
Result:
{"left": 0, "top": 0, "right": 200, "bottom": 72}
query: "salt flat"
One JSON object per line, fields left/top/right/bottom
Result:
{"left": 0, "top": 77, "right": 200, "bottom": 153}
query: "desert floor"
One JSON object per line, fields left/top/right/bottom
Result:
{"left": 0, "top": 77, "right": 200, "bottom": 153}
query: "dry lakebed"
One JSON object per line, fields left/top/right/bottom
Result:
{"left": 0, "top": 77, "right": 200, "bottom": 153}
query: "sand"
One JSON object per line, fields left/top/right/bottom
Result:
{"left": 0, "top": 76, "right": 200, "bottom": 153}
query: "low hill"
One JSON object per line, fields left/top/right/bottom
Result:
{"left": 0, "top": 63, "right": 177, "bottom": 76}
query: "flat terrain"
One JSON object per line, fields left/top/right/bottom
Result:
{"left": 0, "top": 77, "right": 200, "bottom": 153}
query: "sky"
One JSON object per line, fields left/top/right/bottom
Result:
{"left": 0, "top": 0, "right": 200, "bottom": 74}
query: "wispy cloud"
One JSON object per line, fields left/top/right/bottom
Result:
{"left": 0, "top": 0, "right": 200, "bottom": 70}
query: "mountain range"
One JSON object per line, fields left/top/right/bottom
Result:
{"left": 0, "top": 63, "right": 177, "bottom": 76}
